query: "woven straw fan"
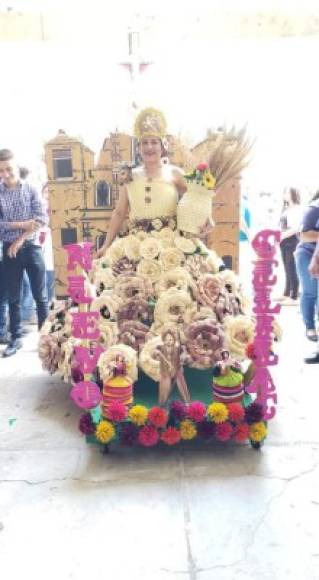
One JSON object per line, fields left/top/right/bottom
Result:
{"left": 207, "top": 127, "right": 253, "bottom": 189}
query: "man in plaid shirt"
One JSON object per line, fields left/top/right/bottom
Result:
{"left": 0, "top": 149, "right": 48, "bottom": 357}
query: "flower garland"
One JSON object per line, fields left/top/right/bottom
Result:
{"left": 79, "top": 400, "right": 268, "bottom": 448}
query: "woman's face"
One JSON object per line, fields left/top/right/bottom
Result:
{"left": 139, "top": 137, "right": 162, "bottom": 164}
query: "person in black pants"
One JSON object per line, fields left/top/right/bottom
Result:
{"left": 278, "top": 187, "right": 302, "bottom": 305}
{"left": 0, "top": 149, "right": 48, "bottom": 357}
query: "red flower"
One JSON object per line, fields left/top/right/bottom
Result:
{"left": 148, "top": 406, "right": 168, "bottom": 428}
{"left": 187, "top": 401, "right": 206, "bottom": 423}
{"left": 196, "top": 162, "right": 208, "bottom": 172}
{"left": 105, "top": 401, "right": 128, "bottom": 422}
{"left": 215, "top": 422, "right": 233, "bottom": 442}
{"left": 161, "top": 427, "right": 181, "bottom": 446}
{"left": 227, "top": 403, "right": 245, "bottom": 423}
{"left": 246, "top": 343, "right": 255, "bottom": 359}
{"left": 233, "top": 423, "right": 250, "bottom": 442}
{"left": 138, "top": 425, "right": 159, "bottom": 447}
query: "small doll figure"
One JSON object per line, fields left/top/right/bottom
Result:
{"left": 154, "top": 328, "right": 191, "bottom": 405}
{"left": 118, "top": 164, "right": 134, "bottom": 185}
{"left": 212, "top": 349, "right": 245, "bottom": 404}
{"left": 102, "top": 352, "right": 133, "bottom": 415}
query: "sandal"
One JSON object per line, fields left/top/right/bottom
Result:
{"left": 306, "top": 330, "right": 318, "bottom": 342}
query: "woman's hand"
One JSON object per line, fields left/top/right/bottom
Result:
{"left": 96, "top": 245, "right": 108, "bottom": 259}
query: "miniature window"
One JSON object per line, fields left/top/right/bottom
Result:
{"left": 222, "top": 255, "right": 233, "bottom": 269}
{"left": 52, "top": 148, "right": 73, "bottom": 179}
{"left": 95, "top": 181, "right": 112, "bottom": 207}
{"left": 61, "top": 227, "right": 77, "bottom": 246}
{"left": 96, "top": 234, "right": 106, "bottom": 250}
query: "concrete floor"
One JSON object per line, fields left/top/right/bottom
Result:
{"left": 0, "top": 305, "right": 319, "bottom": 580}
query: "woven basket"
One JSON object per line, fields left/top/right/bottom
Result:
{"left": 177, "top": 182, "right": 213, "bottom": 235}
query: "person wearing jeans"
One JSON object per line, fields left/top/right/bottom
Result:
{"left": 295, "top": 245, "right": 319, "bottom": 334}
{"left": 278, "top": 187, "right": 302, "bottom": 304}
{"left": 0, "top": 148, "right": 48, "bottom": 357}
{"left": 0, "top": 251, "right": 8, "bottom": 342}
{"left": 294, "top": 192, "right": 319, "bottom": 344}
{"left": 304, "top": 239, "right": 319, "bottom": 363}
{"left": 3, "top": 240, "right": 48, "bottom": 338}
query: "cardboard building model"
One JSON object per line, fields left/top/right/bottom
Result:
{"left": 45, "top": 131, "right": 240, "bottom": 297}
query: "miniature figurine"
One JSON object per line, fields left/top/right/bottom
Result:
{"left": 102, "top": 352, "right": 133, "bottom": 414}
{"left": 154, "top": 327, "right": 191, "bottom": 405}
{"left": 212, "top": 349, "right": 245, "bottom": 403}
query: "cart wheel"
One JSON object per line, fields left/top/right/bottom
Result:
{"left": 250, "top": 440, "right": 262, "bottom": 450}
{"left": 101, "top": 444, "right": 110, "bottom": 455}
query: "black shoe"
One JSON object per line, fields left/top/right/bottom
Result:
{"left": 304, "top": 352, "right": 319, "bottom": 364}
{"left": 2, "top": 339, "right": 23, "bottom": 358}
{"left": 0, "top": 334, "right": 9, "bottom": 345}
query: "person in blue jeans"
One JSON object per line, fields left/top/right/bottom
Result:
{"left": 0, "top": 232, "right": 35, "bottom": 343}
{"left": 294, "top": 191, "right": 319, "bottom": 349}
{"left": 305, "top": 239, "right": 319, "bottom": 363}
{"left": 0, "top": 149, "right": 48, "bottom": 357}
{"left": 0, "top": 250, "right": 8, "bottom": 342}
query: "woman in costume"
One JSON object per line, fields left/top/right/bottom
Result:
{"left": 40, "top": 108, "right": 253, "bottom": 405}
{"left": 96, "top": 109, "right": 188, "bottom": 259}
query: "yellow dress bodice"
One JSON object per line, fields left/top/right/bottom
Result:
{"left": 126, "top": 165, "right": 179, "bottom": 220}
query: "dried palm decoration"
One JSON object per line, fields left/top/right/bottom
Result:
{"left": 192, "top": 126, "right": 253, "bottom": 189}
{"left": 207, "top": 126, "right": 253, "bottom": 189}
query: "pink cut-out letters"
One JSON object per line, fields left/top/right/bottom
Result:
{"left": 70, "top": 380, "right": 102, "bottom": 409}
{"left": 65, "top": 242, "right": 93, "bottom": 272}
{"left": 71, "top": 311, "right": 100, "bottom": 340}
{"left": 67, "top": 276, "right": 93, "bottom": 304}
{"left": 65, "top": 242, "right": 103, "bottom": 418}
{"left": 74, "top": 345, "right": 105, "bottom": 375}
{"left": 247, "top": 229, "right": 280, "bottom": 419}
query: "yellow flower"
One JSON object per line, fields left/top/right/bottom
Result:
{"left": 203, "top": 170, "right": 216, "bottom": 190}
{"left": 249, "top": 422, "right": 267, "bottom": 442}
{"left": 207, "top": 402, "right": 229, "bottom": 423}
{"left": 129, "top": 405, "right": 149, "bottom": 426}
{"left": 96, "top": 420, "right": 115, "bottom": 444}
{"left": 180, "top": 420, "right": 197, "bottom": 440}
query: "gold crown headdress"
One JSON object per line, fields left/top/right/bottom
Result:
{"left": 134, "top": 107, "right": 167, "bottom": 140}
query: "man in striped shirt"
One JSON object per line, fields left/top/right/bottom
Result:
{"left": 0, "top": 149, "right": 48, "bottom": 357}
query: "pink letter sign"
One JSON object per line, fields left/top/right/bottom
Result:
{"left": 64, "top": 243, "right": 103, "bottom": 420}
{"left": 71, "top": 312, "right": 100, "bottom": 340}
{"left": 74, "top": 345, "right": 105, "bottom": 375}
{"left": 71, "top": 380, "right": 102, "bottom": 409}
{"left": 65, "top": 242, "right": 93, "bottom": 272}
{"left": 247, "top": 229, "right": 280, "bottom": 419}
{"left": 67, "top": 276, "right": 93, "bottom": 304}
